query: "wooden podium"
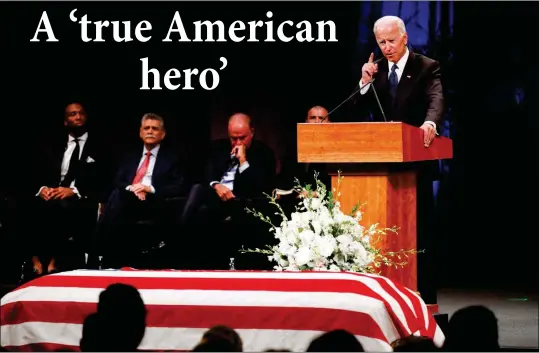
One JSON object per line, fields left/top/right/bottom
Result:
{"left": 297, "top": 122, "right": 453, "bottom": 291}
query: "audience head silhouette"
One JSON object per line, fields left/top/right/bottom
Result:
{"left": 391, "top": 335, "right": 438, "bottom": 351}
{"left": 306, "top": 329, "right": 364, "bottom": 352}
{"left": 93, "top": 283, "right": 147, "bottom": 352}
{"left": 200, "top": 325, "right": 243, "bottom": 352}
{"left": 79, "top": 313, "right": 100, "bottom": 352}
{"left": 443, "top": 305, "right": 500, "bottom": 351}
{"left": 192, "top": 337, "right": 236, "bottom": 352}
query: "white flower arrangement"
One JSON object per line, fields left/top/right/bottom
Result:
{"left": 242, "top": 171, "right": 420, "bottom": 273}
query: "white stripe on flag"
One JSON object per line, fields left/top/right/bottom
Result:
{"left": 1, "top": 322, "right": 393, "bottom": 352}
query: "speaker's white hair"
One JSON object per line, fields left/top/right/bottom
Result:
{"left": 141, "top": 112, "right": 165, "bottom": 129}
{"left": 373, "top": 16, "right": 406, "bottom": 36}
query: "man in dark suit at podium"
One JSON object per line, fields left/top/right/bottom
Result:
{"left": 353, "top": 15, "right": 445, "bottom": 304}
{"left": 355, "top": 15, "right": 444, "bottom": 144}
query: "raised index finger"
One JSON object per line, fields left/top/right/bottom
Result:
{"left": 368, "top": 52, "right": 374, "bottom": 63}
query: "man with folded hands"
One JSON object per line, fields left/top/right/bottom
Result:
{"left": 29, "top": 102, "right": 110, "bottom": 276}
{"left": 96, "top": 113, "right": 187, "bottom": 269}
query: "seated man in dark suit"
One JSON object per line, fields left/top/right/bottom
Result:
{"left": 29, "top": 102, "right": 110, "bottom": 275}
{"left": 184, "top": 113, "right": 276, "bottom": 270}
{"left": 98, "top": 113, "right": 186, "bottom": 268}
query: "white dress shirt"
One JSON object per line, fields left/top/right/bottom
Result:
{"left": 210, "top": 161, "right": 250, "bottom": 191}
{"left": 126, "top": 144, "right": 159, "bottom": 194}
{"left": 36, "top": 132, "right": 88, "bottom": 198}
{"left": 358, "top": 48, "right": 436, "bottom": 130}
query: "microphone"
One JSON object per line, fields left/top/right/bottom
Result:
{"left": 324, "top": 56, "right": 385, "bottom": 121}
{"left": 324, "top": 82, "right": 369, "bottom": 120}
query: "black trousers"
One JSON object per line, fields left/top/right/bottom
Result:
{"left": 182, "top": 184, "right": 275, "bottom": 270}
{"left": 96, "top": 189, "right": 170, "bottom": 269}
{"left": 416, "top": 170, "right": 438, "bottom": 305}
{"left": 31, "top": 195, "right": 97, "bottom": 269}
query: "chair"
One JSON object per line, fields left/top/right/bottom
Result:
{"left": 90, "top": 193, "right": 189, "bottom": 270}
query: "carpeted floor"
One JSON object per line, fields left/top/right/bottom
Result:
{"left": 438, "top": 288, "right": 538, "bottom": 349}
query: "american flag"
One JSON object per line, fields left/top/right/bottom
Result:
{"left": 1, "top": 269, "right": 444, "bottom": 352}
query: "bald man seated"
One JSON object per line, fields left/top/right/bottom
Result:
{"left": 183, "top": 113, "right": 277, "bottom": 270}
{"left": 276, "top": 106, "right": 332, "bottom": 194}
{"left": 207, "top": 113, "right": 276, "bottom": 203}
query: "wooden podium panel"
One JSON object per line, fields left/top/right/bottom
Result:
{"left": 297, "top": 122, "right": 453, "bottom": 292}
{"left": 297, "top": 122, "right": 453, "bottom": 163}
{"left": 331, "top": 168, "right": 418, "bottom": 290}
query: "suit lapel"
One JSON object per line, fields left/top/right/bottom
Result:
{"left": 126, "top": 152, "right": 142, "bottom": 183}
{"left": 375, "top": 60, "right": 389, "bottom": 95}
{"left": 152, "top": 149, "right": 168, "bottom": 181}
{"left": 79, "top": 135, "right": 92, "bottom": 165}
{"left": 394, "top": 52, "right": 418, "bottom": 109}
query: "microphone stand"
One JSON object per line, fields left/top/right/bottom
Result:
{"left": 325, "top": 77, "right": 388, "bottom": 123}
{"left": 369, "top": 79, "right": 387, "bottom": 122}
{"left": 325, "top": 78, "right": 375, "bottom": 119}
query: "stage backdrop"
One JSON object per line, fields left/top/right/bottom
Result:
{"left": 0, "top": 1, "right": 537, "bottom": 290}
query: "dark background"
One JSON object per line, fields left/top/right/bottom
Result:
{"left": 0, "top": 1, "right": 537, "bottom": 291}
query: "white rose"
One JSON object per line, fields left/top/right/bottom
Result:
{"left": 290, "top": 212, "right": 301, "bottom": 225}
{"left": 336, "top": 234, "right": 353, "bottom": 246}
{"left": 278, "top": 241, "right": 292, "bottom": 255}
{"left": 310, "top": 197, "right": 322, "bottom": 210}
{"left": 336, "top": 234, "right": 353, "bottom": 253}
{"left": 311, "top": 220, "right": 322, "bottom": 235}
{"left": 299, "top": 229, "right": 315, "bottom": 245}
{"left": 285, "top": 245, "right": 297, "bottom": 258}
{"left": 285, "top": 229, "right": 298, "bottom": 244}
{"left": 315, "top": 235, "right": 336, "bottom": 258}
{"left": 299, "top": 211, "right": 313, "bottom": 224}
{"left": 294, "top": 246, "right": 313, "bottom": 267}
{"left": 352, "top": 243, "right": 372, "bottom": 267}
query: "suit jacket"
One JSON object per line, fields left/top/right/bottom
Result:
{"left": 354, "top": 51, "right": 445, "bottom": 129}
{"left": 112, "top": 144, "right": 186, "bottom": 200}
{"left": 33, "top": 131, "right": 110, "bottom": 203}
{"left": 205, "top": 139, "right": 276, "bottom": 199}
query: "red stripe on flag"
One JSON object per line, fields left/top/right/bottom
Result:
{"left": 1, "top": 301, "right": 389, "bottom": 342}
{"left": 1, "top": 342, "right": 80, "bottom": 352}
{"left": 346, "top": 273, "right": 428, "bottom": 335}
{"left": 9, "top": 273, "right": 421, "bottom": 338}
{"left": 16, "top": 274, "right": 383, "bottom": 293}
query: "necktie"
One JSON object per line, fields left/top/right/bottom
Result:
{"left": 61, "top": 138, "right": 80, "bottom": 187}
{"left": 132, "top": 151, "right": 152, "bottom": 185}
{"left": 388, "top": 64, "right": 399, "bottom": 102}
